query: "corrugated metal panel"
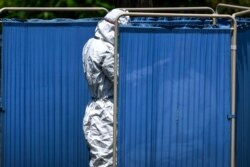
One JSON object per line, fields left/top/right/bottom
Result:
{"left": 118, "top": 26, "right": 232, "bottom": 167}
{"left": 236, "top": 26, "right": 250, "bottom": 167}
{"left": 0, "top": 33, "right": 3, "bottom": 167}
{"left": 0, "top": 112, "right": 2, "bottom": 167}
{"left": 2, "top": 19, "right": 98, "bottom": 167}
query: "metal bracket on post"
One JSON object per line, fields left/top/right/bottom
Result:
{"left": 227, "top": 114, "right": 236, "bottom": 120}
{"left": 231, "top": 45, "right": 237, "bottom": 51}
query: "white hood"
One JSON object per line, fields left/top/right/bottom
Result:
{"left": 95, "top": 9, "right": 129, "bottom": 45}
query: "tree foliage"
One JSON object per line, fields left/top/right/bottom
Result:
{"left": 153, "top": 0, "right": 249, "bottom": 8}
{"left": 0, "top": 0, "right": 114, "bottom": 19}
{"left": 0, "top": 0, "right": 249, "bottom": 19}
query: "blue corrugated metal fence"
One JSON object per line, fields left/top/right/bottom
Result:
{"left": 118, "top": 21, "right": 232, "bottom": 167}
{"left": 236, "top": 20, "right": 250, "bottom": 167}
{"left": 2, "top": 19, "right": 99, "bottom": 167}
{"left": 2, "top": 17, "right": 250, "bottom": 167}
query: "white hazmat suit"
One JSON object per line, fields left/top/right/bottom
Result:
{"left": 82, "top": 9, "right": 129, "bottom": 167}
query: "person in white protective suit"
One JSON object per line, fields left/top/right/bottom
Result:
{"left": 82, "top": 9, "right": 129, "bottom": 167}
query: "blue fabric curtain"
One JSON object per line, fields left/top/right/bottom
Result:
{"left": 236, "top": 21, "right": 250, "bottom": 167}
{"left": 118, "top": 25, "right": 232, "bottom": 167}
{"left": 2, "top": 19, "right": 98, "bottom": 167}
